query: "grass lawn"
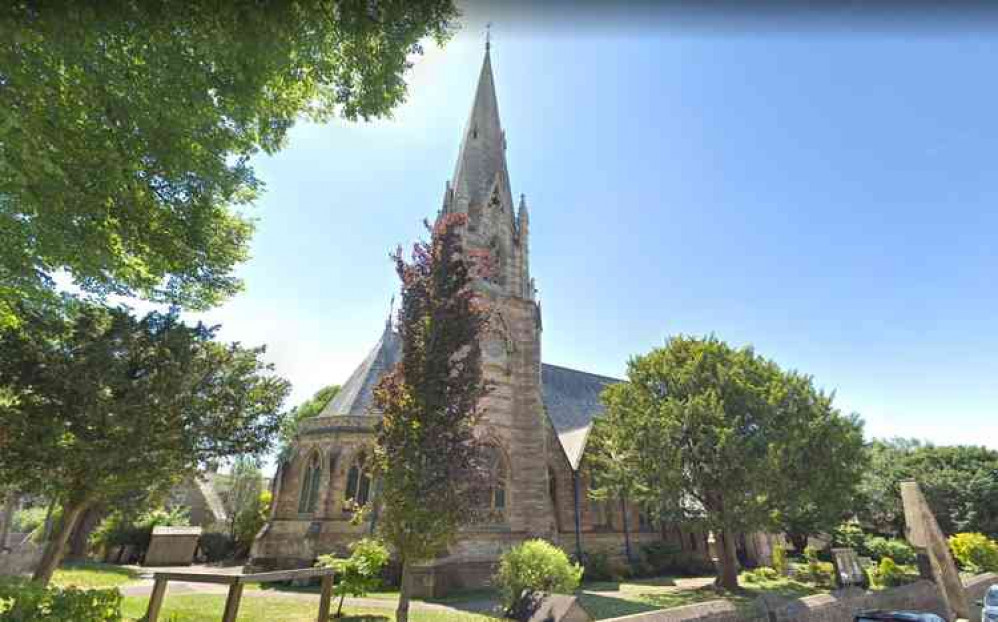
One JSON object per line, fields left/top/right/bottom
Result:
{"left": 51, "top": 561, "right": 142, "bottom": 589}
{"left": 578, "top": 575, "right": 826, "bottom": 621}
{"left": 120, "top": 594, "right": 500, "bottom": 622}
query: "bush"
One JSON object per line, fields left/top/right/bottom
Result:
{"left": 640, "top": 541, "right": 715, "bottom": 577}
{"left": 10, "top": 507, "right": 47, "bottom": 535}
{"left": 318, "top": 538, "right": 390, "bottom": 617}
{"left": 0, "top": 577, "right": 122, "bottom": 621}
{"left": 865, "top": 537, "right": 916, "bottom": 565}
{"left": 832, "top": 522, "right": 866, "bottom": 550}
{"left": 771, "top": 543, "right": 789, "bottom": 576}
{"left": 797, "top": 548, "right": 834, "bottom": 586}
{"left": 581, "top": 551, "right": 612, "bottom": 582}
{"left": 742, "top": 567, "right": 779, "bottom": 584}
{"left": 91, "top": 506, "right": 190, "bottom": 555}
{"left": 948, "top": 532, "right": 998, "bottom": 573}
{"left": 199, "top": 532, "right": 236, "bottom": 563}
{"left": 868, "top": 557, "right": 916, "bottom": 588}
{"left": 232, "top": 490, "right": 271, "bottom": 557}
{"left": 494, "top": 540, "right": 583, "bottom": 612}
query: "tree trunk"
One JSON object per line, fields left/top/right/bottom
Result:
{"left": 619, "top": 496, "right": 633, "bottom": 564}
{"left": 716, "top": 528, "right": 740, "bottom": 591}
{"left": 396, "top": 560, "right": 411, "bottom": 622}
{"left": 0, "top": 492, "right": 15, "bottom": 550}
{"left": 32, "top": 500, "right": 87, "bottom": 586}
{"left": 788, "top": 531, "right": 808, "bottom": 553}
{"left": 66, "top": 506, "right": 103, "bottom": 561}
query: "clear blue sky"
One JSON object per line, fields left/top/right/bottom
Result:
{"left": 184, "top": 11, "right": 998, "bottom": 451}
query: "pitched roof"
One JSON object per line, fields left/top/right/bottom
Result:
{"left": 318, "top": 325, "right": 401, "bottom": 417}
{"left": 313, "top": 329, "right": 620, "bottom": 470}
{"left": 541, "top": 363, "right": 621, "bottom": 469}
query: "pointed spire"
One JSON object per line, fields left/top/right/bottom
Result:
{"left": 451, "top": 38, "right": 512, "bottom": 215}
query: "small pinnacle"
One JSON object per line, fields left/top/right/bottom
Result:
{"left": 485, "top": 22, "right": 492, "bottom": 51}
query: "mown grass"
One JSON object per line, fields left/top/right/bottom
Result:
{"left": 120, "top": 594, "right": 501, "bottom": 622}
{"left": 51, "top": 561, "right": 142, "bottom": 589}
{"left": 578, "top": 575, "right": 826, "bottom": 620}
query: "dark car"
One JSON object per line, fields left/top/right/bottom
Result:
{"left": 855, "top": 610, "right": 947, "bottom": 622}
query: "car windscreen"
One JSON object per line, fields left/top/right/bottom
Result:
{"left": 986, "top": 590, "right": 998, "bottom": 606}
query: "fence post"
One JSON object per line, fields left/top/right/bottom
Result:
{"left": 221, "top": 582, "right": 244, "bottom": 622}
{"left": 317, "top": 573, "right": 334, "bottom": 622}
{"left": 145, "top": 576, "right": 168, "bottom": 622}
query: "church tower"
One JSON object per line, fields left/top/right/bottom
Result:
{"left": 436, "top": 42, "right": 554, "bottom": 561}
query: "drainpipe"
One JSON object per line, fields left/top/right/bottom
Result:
{"left": 368, "top": 479, "right": 383, "bottom": 535}
{"left": 572, "top": 470, "right": 583, "bottom": 561}
{"left": 620, "top": 495, "right": 633, "bottom": 563}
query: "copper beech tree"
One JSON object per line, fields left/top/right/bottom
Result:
{"left": 373, "top": 213, "right": 489, "bottom": 622}
{"left": 0, "top": 301, "right": 289, "bottom": 584}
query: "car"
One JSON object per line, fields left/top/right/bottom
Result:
{"left": 976, "top": 584, "right": 998, "bottom": 622}
{"left": 854, "top": 611, "right": 946, "bottom": 622}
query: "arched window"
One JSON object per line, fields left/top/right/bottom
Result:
{"left": 344, "top": 454, "right": 372, "bottom": 508}
{"left": 473, "top": 445, "right": 508, "bottom": 522}
{"left": 298, "top": 452, "right": 321, "bottom": 514}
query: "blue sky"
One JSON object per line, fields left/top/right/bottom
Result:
{"left": 184, "top": 13, "right": 997, "bottom": 451}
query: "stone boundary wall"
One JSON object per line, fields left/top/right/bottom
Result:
{"left": 604, "top": 573, "right": 998, "bottom": 622}
{"left": 0, "top": 541, "right": 43, "bottom": 577}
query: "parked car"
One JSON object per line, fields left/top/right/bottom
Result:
{"left": 855, "top": 611, "right": 946, "bottom": 622}
{"left": 976, "top": 584, "right": 998, "bottom": 622}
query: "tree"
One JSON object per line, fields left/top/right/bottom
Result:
{"left": 0, "top": 1, "right": 459, "bottom": 327}
{"left": 278, "top": 384, "right": 341, "bottom": 456}
{"left": 318, "top": 538, "right": 390, "bottom": 618}
{"left": 600, "top": 335, "right": 864, "bottom": 590}
{"left": 227, "top": 456, "right": 264, "bottom": 550}
{"left": 0, "top": 301, "right": 289, "bottom": 584}
{"left": 372, "top": 213, "right": 488, "bottom": 622}
{"left": 765, "top": 372, "right": 867, "bottom": 551}
{"left": 586, "top": 414, "right": 643, "bottom": 564}
{"left": 856, "top": 439, "right": 998, "bottom": 538}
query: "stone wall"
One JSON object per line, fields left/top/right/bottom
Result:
{"left": 0, "top": 541, "right": 42, "bottom": 577}
{"left": 602, "top": 573, "right": 998, "bottom": 622}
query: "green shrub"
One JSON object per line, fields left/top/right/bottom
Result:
{"left": 494, "top": 539, "right": 583, "bottom": 611}
{"left": 771, "top": 543, "right": 789, "bottom": 576}
{"left": 868, "top": 557, "right": 916, "bottom": 588}
{"left": 948, "top": 532, "right": 998, "bottom": 573}
{"left": 199, "top": 532, "right": 236, "bottom": 563}
{"left": 232, "top": 490, "right": 271, "bottom": 557}
{"left": 865, "top": 537, "right": 916, "bottom": 565}
{"left": 91, "top": 506, "right": 190, "bottom": 554}
{"left": 10, "top": 507, "right": 47, "bottom": 535}
{"left": 742, "top": 567, "right": 779, "bottom": 584}
{"left": 581, "top": 551, "right": 612, "bottom": 582}
{"left": 640, "top": 541, "right": 714, "bottom": 577}
{"left": 0, "top": 577, "right": 122, "bottom": 621}
{"left": 832, "top": 522, "right": 867, "bottom": 550}
{"left": 318, "top": 538, "right": 390, "bottom": 617}
{"left": 798, "top": 548, "right": 834, "bottom": 586}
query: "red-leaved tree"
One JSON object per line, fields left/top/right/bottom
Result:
{"left": 373, "top": 213, "right": 489, "bottom": 622}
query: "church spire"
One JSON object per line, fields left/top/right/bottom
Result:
{"left": 450, "top": 39, "right": 512, "bottom": 215}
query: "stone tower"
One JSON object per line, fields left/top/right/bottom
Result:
{"left": 427, "top": 42, "right": 554, "bottom": 572}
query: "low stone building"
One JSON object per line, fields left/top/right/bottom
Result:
{"left": 250, "top": 44, "right": 763, "bottom": 595}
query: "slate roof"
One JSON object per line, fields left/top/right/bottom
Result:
{"left": 318, "top": 325, "right": 401, "bottom": 418}
{"left": 540, "top": 363, "right": 620, "bottom": 469}
{"left": 315, "top": 329, "right": 620, "bottom": 470}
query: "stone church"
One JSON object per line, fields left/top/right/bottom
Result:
{"left": 250, "top": 45, "right": 758, "bottom": 595}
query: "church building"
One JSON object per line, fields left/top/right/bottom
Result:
{"left": 250, "top": 44, "right": 733, "bottom": 596}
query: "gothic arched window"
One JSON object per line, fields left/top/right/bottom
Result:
{"left": 298, "top": 452, "right": 321, "bottom": 514}
{"left": 472, "top": 445, "right": 508, "bottom": 522}
{"left": 344, "top": 454, "right": 372, "bottom": 508}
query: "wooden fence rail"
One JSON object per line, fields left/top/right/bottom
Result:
{"left": 145, "top": 567, "right": 335, "bottom": 622}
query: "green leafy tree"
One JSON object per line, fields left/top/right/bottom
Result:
{"left": 765, "top": 371, "right": 866, "bottom": 550}
{"left": 600, "top": 335, "right": 864, "bottom": 590}
{"left": 318, "top": 538, "right": 390, "bottom": 618}
{"left": 586, "top": 412, "right": 643, "bottom": 564}
{"left": 372, "top": 213, "right": 488, "bottom": 622}
{"left": 856, "top": 440, "right": 998, "bottom": 537}
{"left": 278, "top": 384, "right": 341, "bottom": 455}
{"left": 226, "top": 456, "right": 265, "bottom": 554}
{"left": 0, "top": 1, "right": 458, "bottom": 327}
{"left": 0, "top": 302, "right": 289, "bottom": 584}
